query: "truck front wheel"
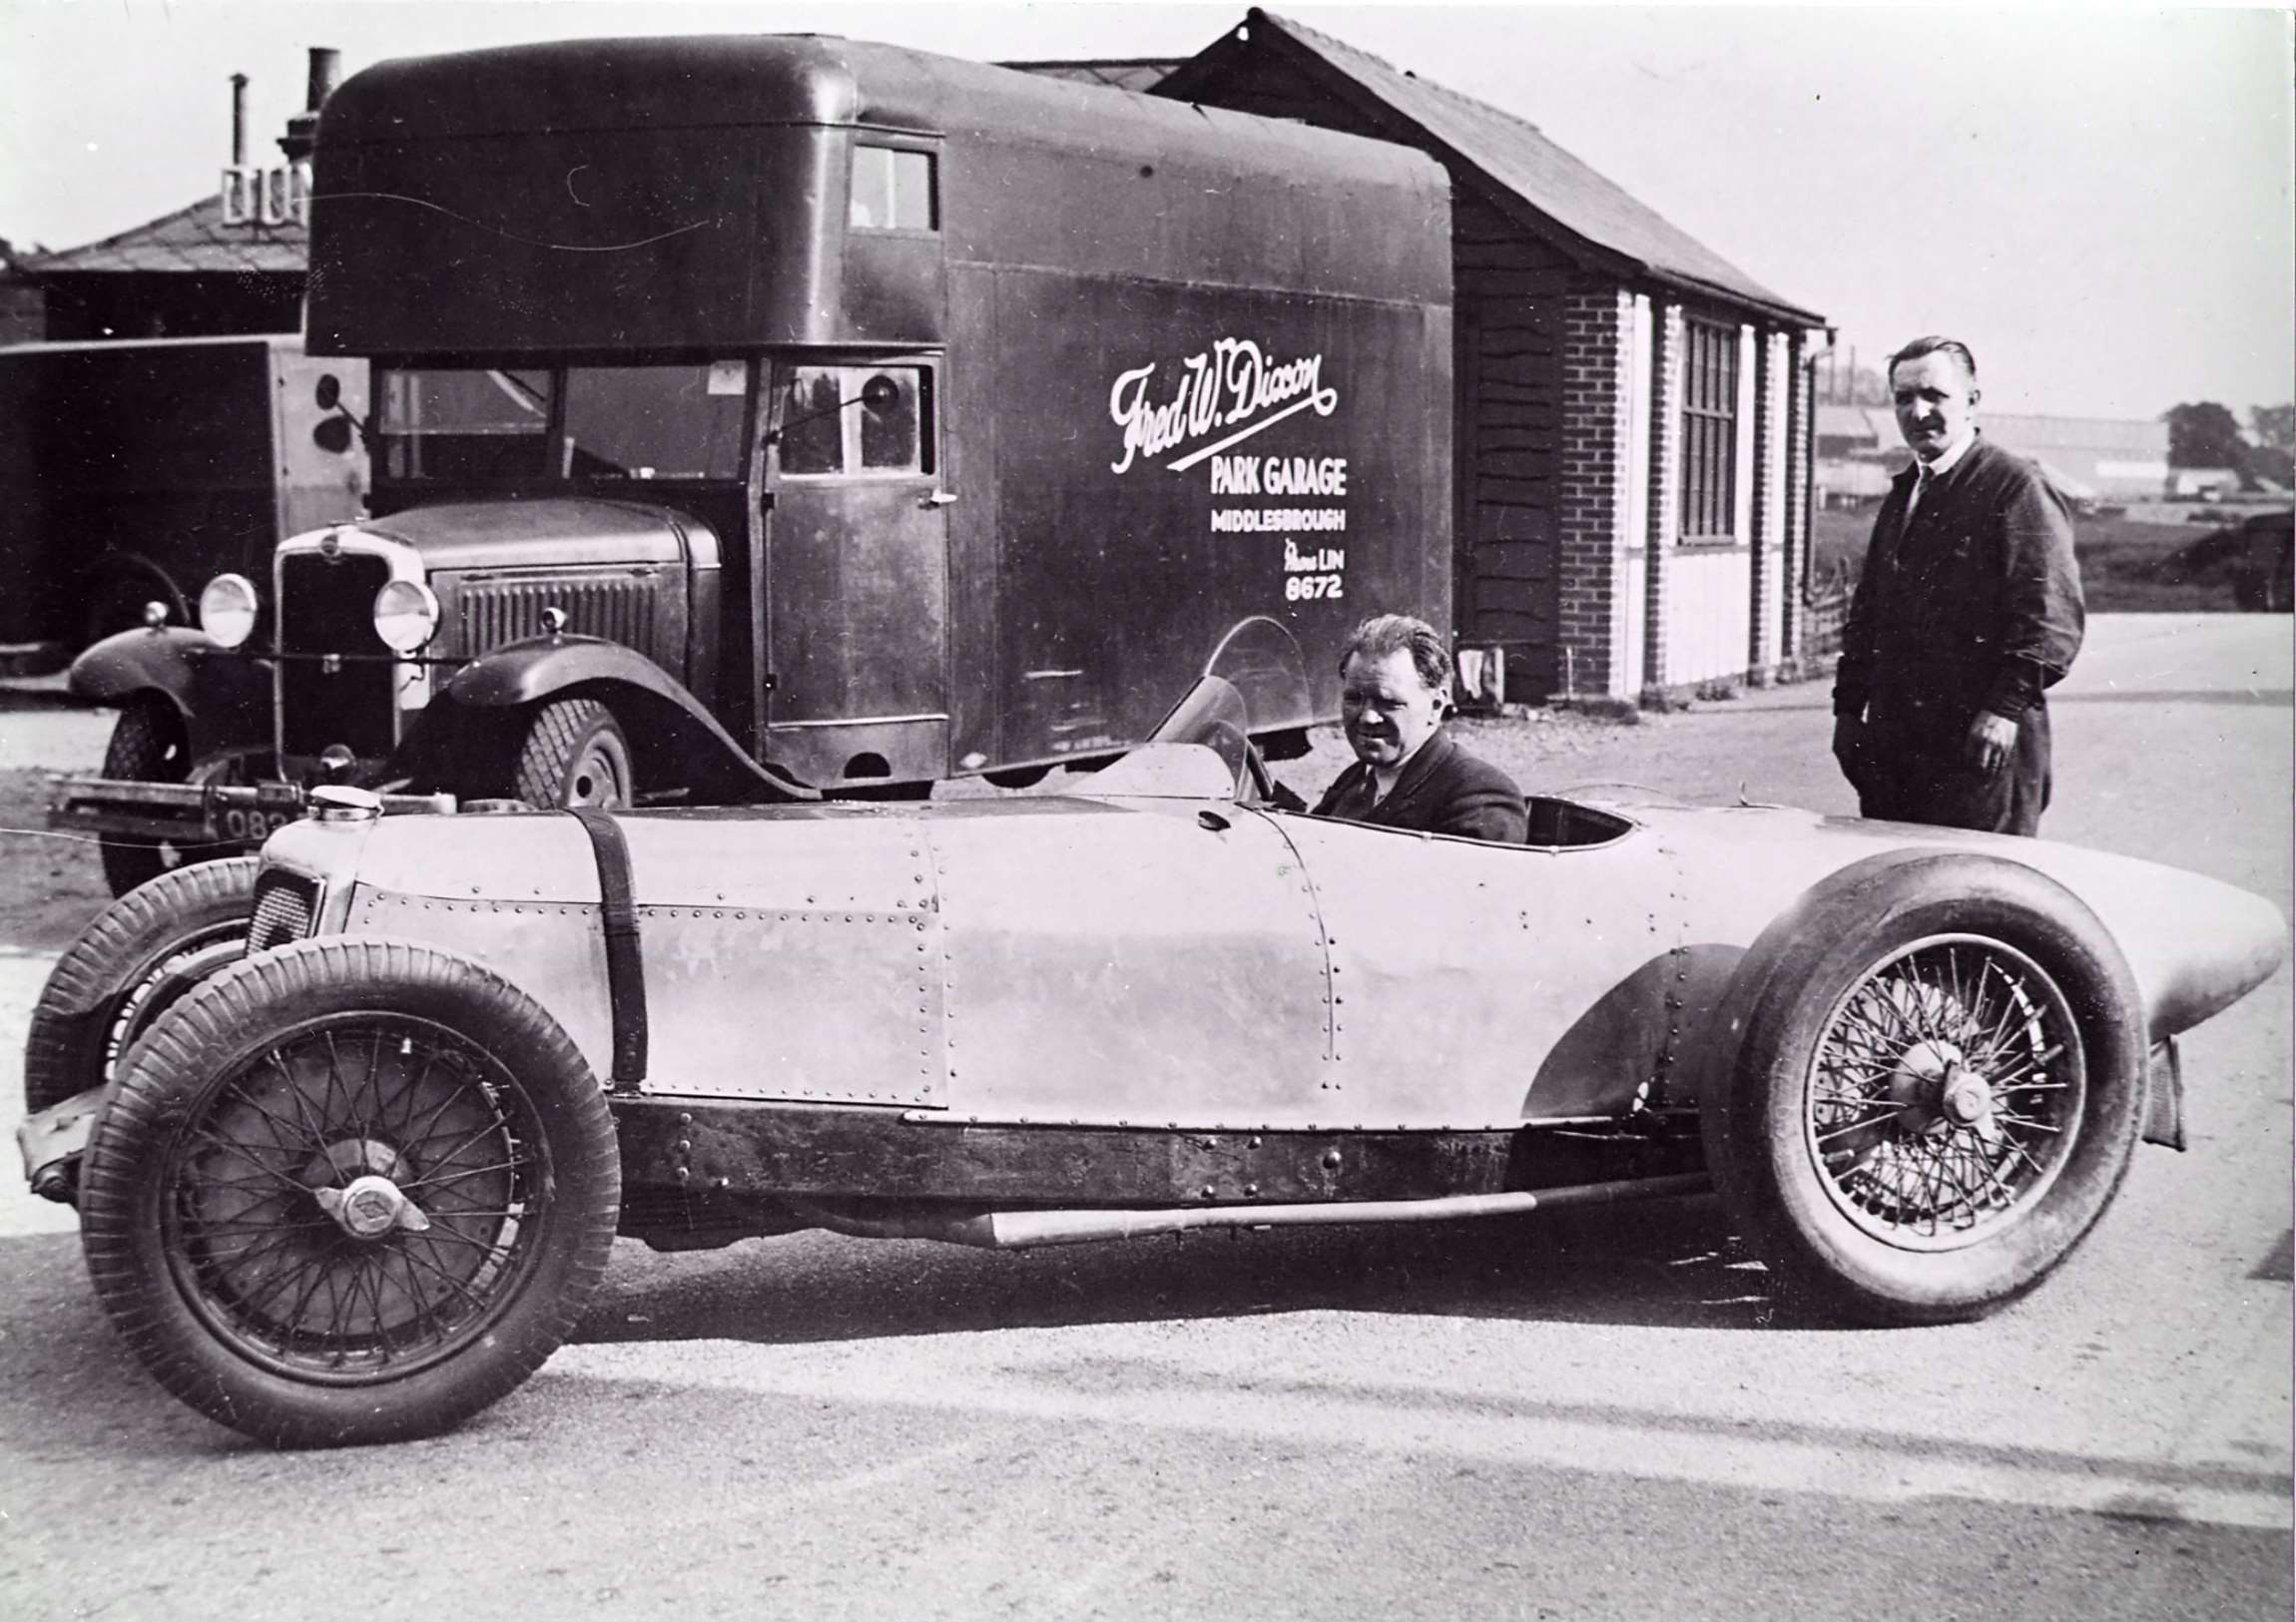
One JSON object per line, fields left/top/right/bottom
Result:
{"left": 513, "top": 697, "right": 633, "bottom": 809}
{"left": 98, "top": 698, "right": 196, "bottom": 896}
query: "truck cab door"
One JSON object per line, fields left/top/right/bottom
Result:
{"left": 760, "top": 358, "right": 949, "bottom": 789}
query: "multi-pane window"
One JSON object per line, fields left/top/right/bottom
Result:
{"left": 849, "top": 146, "right": 936, "bottom": 232}
{"left": 775, "top": 365, "right": 931, "bottom": 477}
{"left": 1679, "top": 319, "right": 1739, "bottom": 541}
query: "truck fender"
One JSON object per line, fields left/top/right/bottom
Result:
{"left": 441, "top": 634, "right": 820, "bottom": 803}
{"left": 67, "top": 629, "right": 271, "bottom": 751}
{"left": 67, "top": 627, "right": 212, "bottom": 712}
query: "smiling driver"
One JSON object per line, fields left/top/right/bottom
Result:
{"left": 1311, "top": 614, "right": 1527, "bottom": 843}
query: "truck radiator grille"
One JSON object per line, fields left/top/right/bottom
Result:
{"left": 279, "top": 553, "right": 396, "bottom": 760}
{"left": 457, "top": 577, "right": 661, "bottom": 660}
{"left": 247, "top": 871, "right": 318, "bottom": 952}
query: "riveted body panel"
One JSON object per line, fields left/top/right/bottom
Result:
{"left": 1269, "top": 813, "right": 1693, "bottom": 1126}
{"left": 292, "top": 782, "right": 2284, "bottom": 1134}
{"left": 921, "top": 800, "right": 1332, "bottom": 1124}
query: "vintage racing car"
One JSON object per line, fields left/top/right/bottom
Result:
{"left": 16, "top": 678, "right": 2286, "bottom": 1447}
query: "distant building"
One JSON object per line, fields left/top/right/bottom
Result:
{"left": 0, "top": 240, "right": 42, "bottom": 343}
{"left": 4, "top": 56, "right": 332, "bottom": 342}
{"left": 1816, "top": 404, "right": 2170, "bottom": 508}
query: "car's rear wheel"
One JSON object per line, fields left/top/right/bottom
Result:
{"left": 97, "top": 697, "right": 197, "bottom": 896}
{"left": 78, "top": 938, "right": 621, "bottom": 1447}
{"left": 1705, "top": 852, "right": 2145, "bottom": 1326}
{"left": 513, "top": 697, "right": 632, "bottom": 809}
{"left": 22, "top": 856, "right": 258, "bottom": 1119}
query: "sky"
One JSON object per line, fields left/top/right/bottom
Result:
{"left": 1, "top": 1, "right": 2288, "bottom": 425}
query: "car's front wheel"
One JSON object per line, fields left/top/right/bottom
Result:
{"left": 1705, "top": 852, "right": 2146, "bottom": 1326}
{"left": 22, "top": 855, "right": 258, "bottom": 1119}
{"left": 78, "top": 938, "right": 622, "bottom": 1447}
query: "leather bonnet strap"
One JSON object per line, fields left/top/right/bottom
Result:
{"left": 565, "top": 807, "right": 648, "bottom": 1094}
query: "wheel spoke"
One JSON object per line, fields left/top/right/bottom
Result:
{"left": 1809, "top": 936, "right": 2084, "bottom": 1249}
{"left": 404, "top": 1154, "right": 531, "bottom": 1193}
{"left": 187, "top": 1131, "right": 309, "bottom": 1194}
{"left": 396, "top": 1240, "right": 503, "bottom": 1315}
{"left": 157, "top": 1009, "right": 564, "bottom": 1388}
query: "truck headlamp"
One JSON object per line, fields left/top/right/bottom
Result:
{"left": 198, "top": 574, "right": 260, "bottom": 649}
{"left": 372, "top": 579, "right": 441, "bottom": 654}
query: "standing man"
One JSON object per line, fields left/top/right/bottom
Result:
{"left": 1312, "top": 614, "right": 1527, "bottom": 842}
{"left": 1832, "top": 337, "right": 2083, "bottom": 835}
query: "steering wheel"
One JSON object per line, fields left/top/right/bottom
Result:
{"left": 1244, "top": 743, "right": 1307, "bottom": 813}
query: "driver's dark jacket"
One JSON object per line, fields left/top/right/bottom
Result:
{"left": 1833, "top": 434, "right": 2083, "bottom": 834}
{"left": 1311, "top": 727, "right": 1528, "bottom": 843}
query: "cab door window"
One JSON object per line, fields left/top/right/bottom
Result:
{"left": 774, "top": 365, "right": 932, "bottom": 477}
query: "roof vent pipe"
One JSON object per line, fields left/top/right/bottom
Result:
{"left": 230, "top": 72, "right": 249, "bottom": 167}
{"left": 304, "top": 48, "right": 341, "bottom": 111}
{"left": 278, "top": 47, "right": 340, "bottom": 164}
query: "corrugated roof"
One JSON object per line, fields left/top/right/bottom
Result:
{"left": 1163, "top": 8, "right": 1821, "bottom": 325}
{"left": 1818, "top": 403, "right": 1896, "bottom": 445}
{"left": 1001, "top": 59, "right": 1182, "bottom": 95}
{"left": 18, "top": 192, "right": 305, "bottom": 276}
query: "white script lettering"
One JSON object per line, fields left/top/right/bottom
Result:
{"left": 1109, "top": 338, "right": 1340, "bottom": 474}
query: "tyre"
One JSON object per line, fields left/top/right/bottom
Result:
{"left": 78, "top": 938, "right": 622, "bottom": 1447}
{"left": 1703, "top": 851, "right": 2146, "bottom": 1327}
{"left": 97, "top": 698, "right": 195, "bottom": 896}
{"left": 513, "top": 697, "right": 632, "bottom": 809}
{"left": 22, "top": 856, "right": 259, "bottom": 1118}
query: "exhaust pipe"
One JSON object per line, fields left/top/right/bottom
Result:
{"left": 793, "top": 1173, "right": 1712, "bottom": 1250}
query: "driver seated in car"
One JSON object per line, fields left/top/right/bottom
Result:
{"left": 1310, "top": 614, "right": 1528, "bottom": 843}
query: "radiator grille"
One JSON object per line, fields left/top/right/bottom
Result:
{"left": 457, "top": 576, "right": 661, "bottom": 660}
{"left": 279, "top": 552, "right": 396, "bottom": 759}
{"left": 247, "top": 871, "right": 318, "bottom": 952}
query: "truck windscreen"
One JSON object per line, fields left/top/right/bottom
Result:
{"left": 377, "top": 362, "right": 750, "bottom": 483}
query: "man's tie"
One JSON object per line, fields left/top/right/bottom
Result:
{"left": 1908, "top": 462, "right": 1934, "bottom": 523}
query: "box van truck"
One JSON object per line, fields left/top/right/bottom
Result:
{"left": 52, "top": 34, "right": 1452, "bottom": 893}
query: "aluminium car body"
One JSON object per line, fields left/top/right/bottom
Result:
{"left": 18, "top": 678, "right": 2285, "bottom": 1446}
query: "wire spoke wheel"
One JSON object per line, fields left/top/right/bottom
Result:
{"left": 80, "top": 938, "right": 620, "bottom": 1445}
{"left": 165, "top": 1013, "right": 551, "bottom": 1382}
{"left": 1806, "top": 935, "right": 2083, "bottom": 1252}
{"left": 1706, "top": 852, "right": 2146, "bottom": 1326}
{"left": 24, "top": 857, "right": 259, "bottom": 1119}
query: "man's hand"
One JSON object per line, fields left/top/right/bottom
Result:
{"left": 1831, "top": 715, "right": 1866, "bottom": 774}
{"left": 1965, "top": 710, "right": 2018, "bottom": 774}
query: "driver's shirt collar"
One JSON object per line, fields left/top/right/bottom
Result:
{"left": 1371, "top": 728, "right": 1437, "bottom": 803}
{"left": 1920, "top": 424, "right": 1979, "bottom": 478}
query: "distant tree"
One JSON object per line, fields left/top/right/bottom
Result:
{"left": 2163, "top": 401, "right": 2247, "bottom": 469}
{"left": 2250, "top": 403, "right": 2296, "bottom": 452}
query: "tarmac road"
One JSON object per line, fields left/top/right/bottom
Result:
{"left": 0, "top": 615, "right": 2287, "bottom": 1621}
